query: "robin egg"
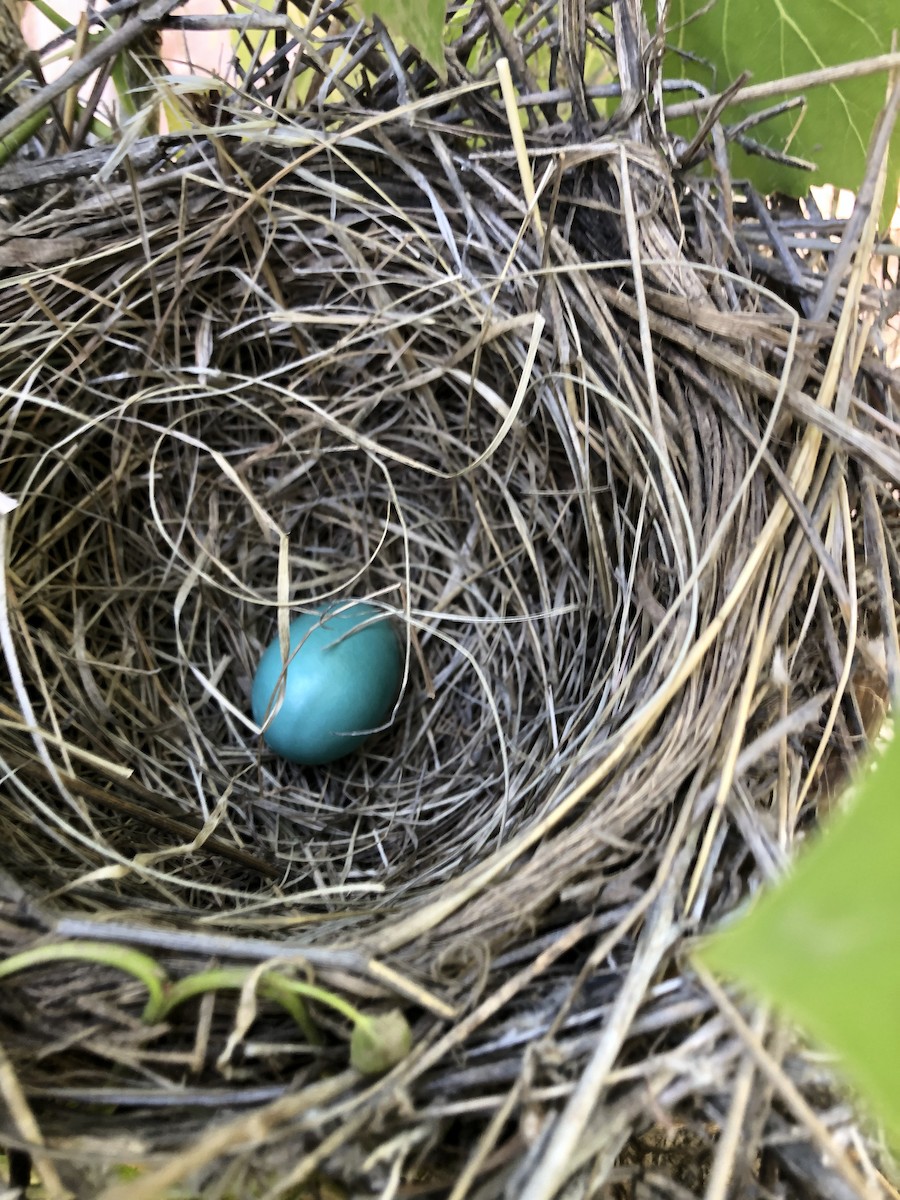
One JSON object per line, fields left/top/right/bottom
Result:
{"left": 251, "top": 602, "right": 403, "bottom": 765}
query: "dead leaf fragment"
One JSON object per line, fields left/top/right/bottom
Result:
{"left": 0, "top": 235, "right": 88, "bottom": 267}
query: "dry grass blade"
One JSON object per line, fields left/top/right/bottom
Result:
{"left": 694, "top": 964, "right": 881, "bottom": 1200}
{"left": 0, "top": 1039, "right": 72, "bottom": 1200}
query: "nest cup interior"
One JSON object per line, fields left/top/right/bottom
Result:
{"left": 1, "top": 142, "right": 688, "bottom": 920}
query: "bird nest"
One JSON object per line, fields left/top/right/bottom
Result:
{"left": 0, "top": 2, "right": 898, "bottom": 1197}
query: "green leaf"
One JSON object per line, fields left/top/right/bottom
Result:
{"left": 350, "top": 1008, "right": 412, "bottom": 1074}
{"left": 355, "top": 0, "right": 447, "bottom": 78}
{"left": 652, "top": 0, "right": 900, "bottom": 219}
{"left": 696, "top": 733, "right": 900, "bottom": 1146}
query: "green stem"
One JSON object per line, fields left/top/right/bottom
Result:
{"left": 0, "top": 942, "right": 168, "bottom": 1020}
{"left": 152, "top": 967, "right": 250, "bottom": 1021}
{"left": 270, "top": 976, "right": 368, "bottom": 1028}
{"left": 157, "top": 968, "right": 371, "bottom": 1046}
{"left": 0, "top": 947, "right": 357, "bottom": 1050}
{"left": 259, "top": 974, "right": 323, "bottom": 1046}
{"left": 157, "top": 967, "right": 322, "bottom": 1044}
{"left": 0, "top": 108, "right": 51, "bottom": 169}
{"left": 26, "top": 0, "right": 71, "bottom": 33}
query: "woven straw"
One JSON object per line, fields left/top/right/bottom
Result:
{"left": 0, "top": 1, "right": 898, "bottom": 1196}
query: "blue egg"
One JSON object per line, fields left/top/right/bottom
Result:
{"left": 251, "top": 602, "right": 403, "bottom": 765}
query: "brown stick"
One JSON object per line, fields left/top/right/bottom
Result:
{"left": 0, "top": 0, "right": 183, "bottom": 149}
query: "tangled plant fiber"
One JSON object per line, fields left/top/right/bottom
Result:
{"left": 0, "top": 2, "right": 898, "bottom": 1197}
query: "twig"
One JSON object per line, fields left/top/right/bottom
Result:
{"left": 518, "top": 871, "right": 681, "bottom": 1200}
{"left": 694, "top": 964, "right": 883, "bottom": 1200}
{"left": 0, "top": 1039, "right": 72, "bottom": 1200}
{"left": 0, "top": 0, "right": 183, "bottom": 149}
{"left": 664, "top": 51, "right": 900, "bottom": 120}
{"left": 702, "top": 1004, "right": 769, "bottom": 1200}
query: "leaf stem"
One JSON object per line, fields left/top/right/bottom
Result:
{"left": 0, "top": 109, "right": 51, "bottom": 168}
{"left": 157, "top": 967, "right": 333, "bottom": 1045}
{"left": 0, "top": 942, "right": 168, "bottom": 1020}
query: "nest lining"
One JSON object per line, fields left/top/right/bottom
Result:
{"left": 0, "top": 12, "right": 898, "bottom": 1197}
{"left": 1, "top": 132, "right": 721, "bottom": 926}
